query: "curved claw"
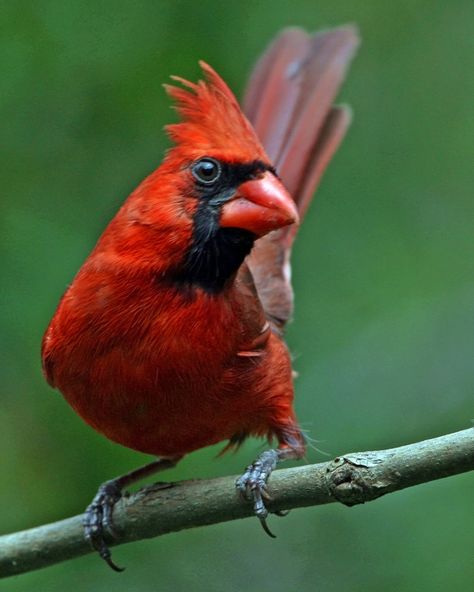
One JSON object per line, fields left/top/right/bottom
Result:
{"left": 275, "top": 509, "right": 290, "bottom": 517}
{"left": 104, "top": 556, "right": 125, "bottom": 572}
{"left": 259, "top": 516, "right": 277, "bottom": 538}
{"left": 83, "top": 480, "right": 124, "bottom": 571}
{"left": 236, "top": 449, "right": 281, "bottom": 536}
{"left": 97, "top": 539, "right": 125, "bottom": 573}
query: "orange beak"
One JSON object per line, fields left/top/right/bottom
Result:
{"left": 219, "top": 172, "right": 299, "bottom": 237}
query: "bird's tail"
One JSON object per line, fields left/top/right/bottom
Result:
{"left": 244, "top": 26, "right": 360, "bottom": 329}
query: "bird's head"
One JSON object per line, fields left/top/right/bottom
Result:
{"left": 113, "top": 62, "right": 298, "bottom": 292}
{"left": 164, "top": 61, "right": 298, "bottom": 237}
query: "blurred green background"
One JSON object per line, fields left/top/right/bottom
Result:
{"left": 1, "top": 0, "right": 473, "bottom": 590}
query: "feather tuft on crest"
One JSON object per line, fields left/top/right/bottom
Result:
{"left": 164, "top": 62, "right": 269, "bottom": 162}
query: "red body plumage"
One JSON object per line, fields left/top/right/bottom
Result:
{"left": 41, "top": 27, "right": 358, "bottom": 566}
{"left": 42, "top": 64, "right": 298, "bottom": 457}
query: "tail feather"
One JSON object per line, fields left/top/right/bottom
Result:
{"left": 244, "top": 26, "right": 359, "bottom": 329}
{"left": 284, "top": 104, "right": 352, "bottom": 247}
{"left": 243, "top": 28, "right": 311, "bottom": 161}
{"left": 276, "top": 27, "right": 359, "bottom": 199}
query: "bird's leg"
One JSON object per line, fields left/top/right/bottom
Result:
{"left": 83, "top": 456, "right": 181, "bottom": 571}
{"left": 236, "top": 437, "right": 304, "bottom": 537}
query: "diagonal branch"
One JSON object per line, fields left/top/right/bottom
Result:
{"left": 1, "top": 428, "right": 473, "bottom": 578}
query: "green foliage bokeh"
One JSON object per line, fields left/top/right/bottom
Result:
{"left": 1, "top": 1, "right": 473, "bottom": 590}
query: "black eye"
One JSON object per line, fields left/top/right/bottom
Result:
{"left": 192, "top": 158, "right": 221, "bottom": 185}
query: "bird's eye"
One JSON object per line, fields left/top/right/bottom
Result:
{"left": 192, "top": 158, "right": 221, "bottom": 185}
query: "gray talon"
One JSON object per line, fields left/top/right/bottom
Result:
{"left": 83, "top": 480, "right": 124, "bottom": 572}
{"left": 236, "top": 449, "right": 281, "bottom": 537}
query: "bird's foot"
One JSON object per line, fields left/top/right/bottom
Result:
{"left": 236, "top": 449, "right": 282, "bottom": 538}
{"left": 82, "top": 458, "right": 181, "bottom": 571}
{"left": 83, "top": 479, "right": 125, "bottom": 572}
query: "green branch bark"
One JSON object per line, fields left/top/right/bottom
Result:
{"left": 1, "top": 428, "right": 473, "bottom": 578}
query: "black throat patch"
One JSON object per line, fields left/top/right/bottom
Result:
{"left": 175, "top": 159, "right": 272, "bottom": 293}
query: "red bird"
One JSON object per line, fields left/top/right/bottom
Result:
{"left": 42, "top": 27, "right": 358, "bottom": 570}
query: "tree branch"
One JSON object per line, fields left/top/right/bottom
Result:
{"left": 1, "top": 428, "right": 473, "bottom": 578}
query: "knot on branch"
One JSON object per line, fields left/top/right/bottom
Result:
{"left": 325, "top": 454, "right": 391, "bottom": 506}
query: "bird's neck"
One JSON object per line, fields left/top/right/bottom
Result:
{"left": 173, "top": 226, "right": 256, "bottom": 293}
{"left": 93, "top": 211, "right": 255, "bottom": 295}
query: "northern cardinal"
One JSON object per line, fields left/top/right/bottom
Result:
{"left": 42, "top": 26, "right": 358, "bottom": 570}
